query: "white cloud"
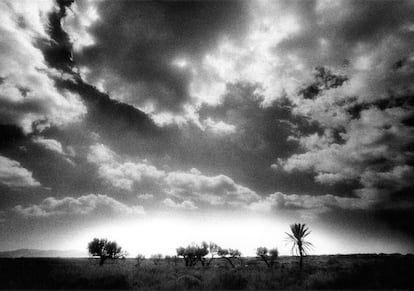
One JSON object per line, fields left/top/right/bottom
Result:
{"left": 32, "top": 136, "right": 76, "bottom": 165}
{"left": 13, "top": 194, "right": 144, "bottom": 217}
{"left": 187, "top": 0, "right": 305, "bottom": 108}
{"left": 33, "top": 137, "right": 65, "bottom": 155}
{"left": 278, "top": 106, "right": 414, "bottom": 205}
{"left": 162, "top": 198, "right": 198, "bottom": 210}
{"left": 203, "top": 118, "right": 236, "bottom": 134}
{"left": 248, "top": 192, "right": 373, "bottom": 214}
{"left": 62, "top": 0, "right": 100, "bottom": 52}
{"left": 189, "top": 0, "right": 413, "bottom": 131}
{"left": 61, "top": 0, "right": 413, "bottom": 134}
{"left": 86, "top": 143, "right": 399, "bottom": 213}
{"left": 87, "top": 144, "right": 166, "bottom": 191}
{"left": 0, "top": 155, "right": 40, "bottom": 188}
{"left": 87, "top": 144, "right": 260, "bottom": 206}
{"left": 0, "top": 0, "right": 86, "bottom": 134}
{"left": 165, "top": 168, "right": 260, "bottom": 205}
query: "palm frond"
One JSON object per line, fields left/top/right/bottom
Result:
{"left": 286, "top": 223, "right": 312, "bottom": 257}
{"left": 285, "top": 232, "right": 297, "bottom": 242}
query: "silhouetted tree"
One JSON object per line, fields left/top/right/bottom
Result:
{"left": 176, "top": 242, "right": 209, "bottom": 267}
{"left": 218, "top": 247, "right": 242, "bottom": 268}
{"left": 256, "top": 247, "right": 270, "bottom": 267}
{"left": 269, "top": 248, "right": 279, "bottom": 266}
{"left": 176, "top": 246, "right": 191, "bottom": 266}
{"left": 135, "top": 254, "right": 145, "bottom": 267}
{"left": 88, "top": 238, "right": 123, "bottom": 265}
{"left": 206, "top": 242, "right": 220, "bottom": 266}
{"left": 196, "top": 242, "right": 209, "bottom": 266}
{"left": 286, "top": 223, "right": 312, "bottom": 270}
{"left": 256, "top": 247, "right": 279, "bottom": 268}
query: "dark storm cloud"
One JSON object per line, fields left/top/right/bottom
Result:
{"left": 152, "top": 81, "right": 351, "bottom": 197}
{"left": 276, "top": 0, "right": 414, "bottom": 69}
{"left": 74, "top": 0, "right": 248, "bottom": 112}
{"left": 273, "top": 0, "right": 414, "bottom": 214}
{"left": 1, "top": 0, "right": 414, "bottom": 255}
{"left": 0, "top": 1, "right": 86, "bottom": 134}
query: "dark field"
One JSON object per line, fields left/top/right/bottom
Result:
{"left": 1, "top": 254, "right": 413, "bottom": 290}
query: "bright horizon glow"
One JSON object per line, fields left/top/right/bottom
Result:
{"left": 58, "top": 212, "right": 409, "bottom": 257}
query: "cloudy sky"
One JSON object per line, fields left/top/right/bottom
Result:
{"left": 0, "top": 0, "right": 413, "bottom": 256}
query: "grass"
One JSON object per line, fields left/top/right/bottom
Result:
{"left": 0, "top": 254, "right": 413, "bottom": 289}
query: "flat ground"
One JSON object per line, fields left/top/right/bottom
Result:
{"left": 0, "top": 254, "right": 413, "bottom": 289}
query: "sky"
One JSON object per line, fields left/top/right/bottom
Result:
{"left": 0, "top": 0, "right": 413, "bottom": 257}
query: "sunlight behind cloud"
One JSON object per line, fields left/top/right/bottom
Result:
{"left": 172, "top": 58, "right": 189, "bottom": 69}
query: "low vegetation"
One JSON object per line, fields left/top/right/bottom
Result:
{"left": 1, "top": 254, "right": 413, "bottom": 289}
{"left": 1, "top": 223, "right": 412, "bottom": 289}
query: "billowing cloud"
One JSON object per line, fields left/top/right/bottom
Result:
{"left": 62, "top": 0, "right": 99, "bottom": 52}
{"left": 193, "top": 0, "right": 414, "bottom": 107}
{"left": 278, "top": 103, "right": 414, "bottom": 207}
{"left": 32, "top": 136, "right": 76, "bottom": 165}
{"left": 87, "top": 143, "right": 165, "bottom": 191}
{"left": 202, "top": 118, "right": 236, "bottom": 135}
{"left": 0, "top": 155, "right": 40, "bottom": 188}
{"left": 0, "top": 0, "right": 86, "bottom": 134}
{"left": 87, "top": 143, "right": 260, "bottom": 207}
{"left": 165, "top": 168, "right": 260, "bottom": 206}
{"left": 33, "top": 137, "right": 65, "bottom": 155}
{"left": 66, "top": 0, "right": 248, "bottom": 115}
{"left": 13, "top": 194, "right": 144, "bottom": 217}
{"left": 2, "top": 0, "right": 413, "bottom": 254}
{"left": 248, "top": 192, "right": 372, "bottom": 214}
{"left": 85, "top": 143, "right": 378, "bottom": 214}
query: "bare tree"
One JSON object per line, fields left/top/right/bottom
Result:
{"left": 286, "top": 223, "right": 312, "bottom": 270}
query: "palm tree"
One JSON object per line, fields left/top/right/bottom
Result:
{"left": 286, "top": 223, "right": 312, "bottom": 270}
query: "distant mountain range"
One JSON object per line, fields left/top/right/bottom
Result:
{"left": 0, "top": 249, "right": 87, "bottom": 258}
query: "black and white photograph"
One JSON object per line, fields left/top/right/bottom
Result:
{"left": 0, "top": 0, "right": 413, "bottom": 289}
